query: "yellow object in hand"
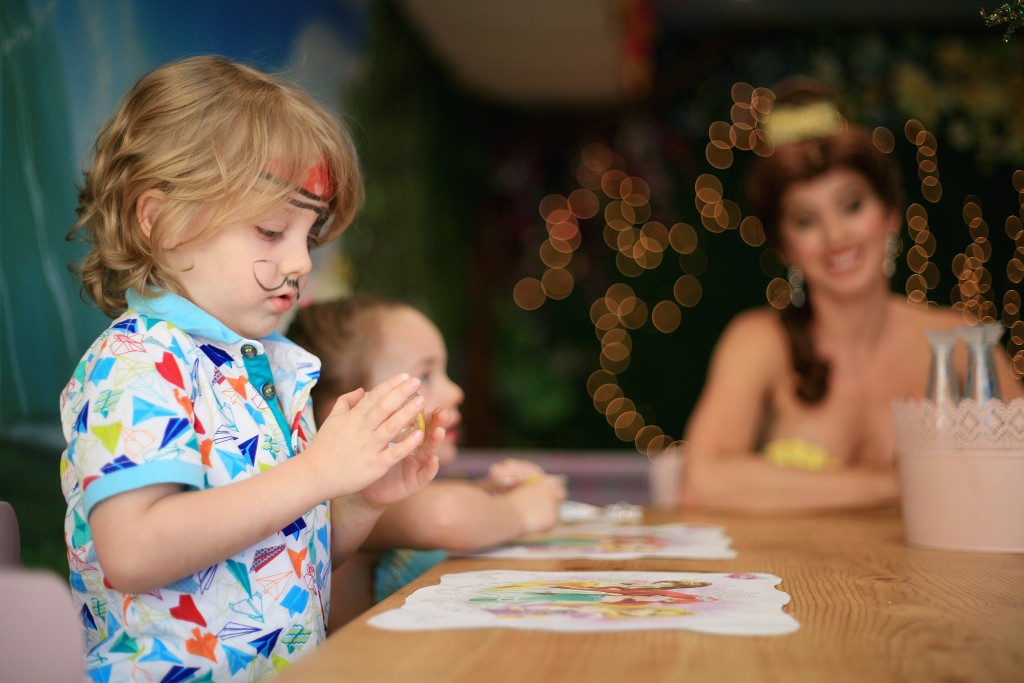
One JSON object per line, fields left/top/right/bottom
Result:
{"left": 388, "top": 411, "right": 426, "bottom": 446}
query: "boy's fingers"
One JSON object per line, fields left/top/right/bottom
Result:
{"left": 365, "top": 375, "right": 422, "bottom": 423}
{"left": 329, "top": 388, "right": 365, "bottom": 415}
{"left": 381, "top": 393, "right": 425, "bottom": 440}
{"left": 382, "top": 426, "right": 424, "bottom": 461}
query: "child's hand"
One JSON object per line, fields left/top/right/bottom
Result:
{"left": 358, "top": 408, "right": 451, "bottom": 508}
{"left": 416, "top": 407, "right": 454, "bottom": 462}
{"left": 504, "top": 474, "right": 568, "bottom": 534}
{"left": 482, "top": 458, "right": 545, "bottom": 492}
{"left": 309, "top": 373, "right": 429, "bottom": 499}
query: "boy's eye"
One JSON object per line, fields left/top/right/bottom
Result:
{"left": 256, "top": 226, "right": 283, "bottom": 241}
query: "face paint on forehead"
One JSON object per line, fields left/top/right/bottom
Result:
{"left": 264, "top": 160, "right": 335, "bottom": 201}
{"left": 264, "top": 160, "right": 336, "bottom": 238}
{"left": 299, "top": 162, "right": 334, "bottom": 202}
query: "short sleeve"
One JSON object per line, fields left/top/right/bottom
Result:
{"left": 64, "top": 318, "right": 205, "bottom": 516}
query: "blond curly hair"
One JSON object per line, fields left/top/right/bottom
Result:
{"left": 69, "top": 55, "right": 363, "bottom": 317}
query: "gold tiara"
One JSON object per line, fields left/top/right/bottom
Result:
{"left": 763, "top": 100, "right": 846, "bottom": 146}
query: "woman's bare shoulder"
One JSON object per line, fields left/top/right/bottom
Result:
{"left": 709, "top": 307, "right": 790, "bottom": 377}
{"left": 720, "top": 307, "right": 788, "bottom": 349}
{"left": 891, "top": 297, "right": 965, "bottom": 331}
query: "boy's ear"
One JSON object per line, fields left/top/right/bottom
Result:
{"left": 136, "top": 189, "right": 166, "bottom": 239}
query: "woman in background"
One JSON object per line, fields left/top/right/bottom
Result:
{"left": 681, "top": 77, "right": 1022, "bottom": 513}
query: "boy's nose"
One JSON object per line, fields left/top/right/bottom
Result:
{"left": 281, "top": 240, "right": 313, "bottom": 277}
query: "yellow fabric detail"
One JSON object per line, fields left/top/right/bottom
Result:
{"left": 764, "top": 437, "right": 833, "bottom": 471}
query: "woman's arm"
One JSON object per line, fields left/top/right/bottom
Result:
{"left": 683, "top": 451, "right": 898, "bottom": 512}
{"left": 681, "top": 310, "right": 899, "bottom": 513}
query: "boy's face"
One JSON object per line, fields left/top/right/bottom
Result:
{"left": 166, "top": 189, "right": 329, "bottom": 340}
{"left": 366, "top": 307, "right": 464, "bottom": 465}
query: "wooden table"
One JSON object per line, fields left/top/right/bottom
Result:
{"left": 274, "top": 506, "right": 1024, "bottom": 683}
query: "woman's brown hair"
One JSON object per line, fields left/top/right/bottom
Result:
{"left": 744, "top": 78, "right": 904, "bottom": 403}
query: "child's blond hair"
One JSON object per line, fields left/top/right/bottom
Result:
{"left": 70, "top": 55, "right": 363, "bottom": 317}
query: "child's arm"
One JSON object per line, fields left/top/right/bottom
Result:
{"left": 90, "top": 374, "right": 426, "bottom": 594}
{"left": 363, "top": 474, "right": 567, "bottom": 553}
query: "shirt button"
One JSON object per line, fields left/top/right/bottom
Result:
{"left": 261, "top": 383, "right": 276, "bottom": 400}
{"left": 241, "top": 344, "right": 258, "bottom": 359}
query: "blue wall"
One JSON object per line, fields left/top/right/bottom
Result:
{"left": 1, "top": 0, "right": 368, "bottom": 425}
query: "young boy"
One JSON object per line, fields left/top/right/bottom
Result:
{"left": 60, "top": 55, "right": 446, "bottom": 681}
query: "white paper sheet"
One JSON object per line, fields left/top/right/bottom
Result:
{"left": 369, "top": 570, "right": 798, "bottom": 634}
{"left": 457, "top": 522, "right": 737, "bottom": 560}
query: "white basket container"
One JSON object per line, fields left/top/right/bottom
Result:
{"left": 891, "top": 398, "right": 1024, "bottom": 553}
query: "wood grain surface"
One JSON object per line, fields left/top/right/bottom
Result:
{"left": 273, "top": 506, "right": 1024, "bottom": 683}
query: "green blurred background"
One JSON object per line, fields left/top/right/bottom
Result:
{"left": 2, "top": 0, "right": 1021, "bottom": 575}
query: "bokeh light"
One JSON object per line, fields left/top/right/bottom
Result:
{"left": 521, "top": 88, "right": 1024, "bottom": 451}
{"left": 513, "top": 277, "right": 545, "bottom": 310}
{"left": 872, "top": 126, "right": 895, "bottom": 153}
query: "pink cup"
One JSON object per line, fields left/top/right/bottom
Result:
{"left": 892, "top": 399, "right": 1024, "bottom": 553}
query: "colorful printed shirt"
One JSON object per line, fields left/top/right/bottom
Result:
{"left": 60, "top": 290, "right": 330, "bottom": 682}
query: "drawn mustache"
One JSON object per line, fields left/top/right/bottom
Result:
{"left": 253, "top": 260, "right": 302, "bottom": 293}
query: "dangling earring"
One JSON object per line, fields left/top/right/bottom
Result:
{"left": 787, "top": 265, "right": 806, "bottom": 308}
{"left": 882, "top": 232, "right": 898, "bottom": 278}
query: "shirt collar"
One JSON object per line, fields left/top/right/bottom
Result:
{"left": 125, "top": 289, "right": 268, "bottom": 345}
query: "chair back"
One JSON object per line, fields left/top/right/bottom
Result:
{"left": 0, "top": 568, "right": 83, "bottom": 681}
{"left": 0, "top": 500, "right": 20, "bottom": 566}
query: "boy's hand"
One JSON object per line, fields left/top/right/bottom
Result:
{"left": 309, "top": 374, "right": 429, "bottom": 499}
{"left": 358, "top": 409, "right": 451, "bottom": 508}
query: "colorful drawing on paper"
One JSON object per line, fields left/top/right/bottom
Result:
{"left": 458, "top": 522, "right": 736, "bottom": 560}
{"left": 369, "top": 570, "right": 798, "bottom": 634}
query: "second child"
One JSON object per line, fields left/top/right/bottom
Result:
{"left": 288, "top": 294, "right": 567, "bottom": 627}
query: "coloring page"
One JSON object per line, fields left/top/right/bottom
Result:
{"left": 458, "top": 522, "right": 736, "bottom": 560}
{"left": 369, "top": 570, "right": 798, "bottom": 634}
